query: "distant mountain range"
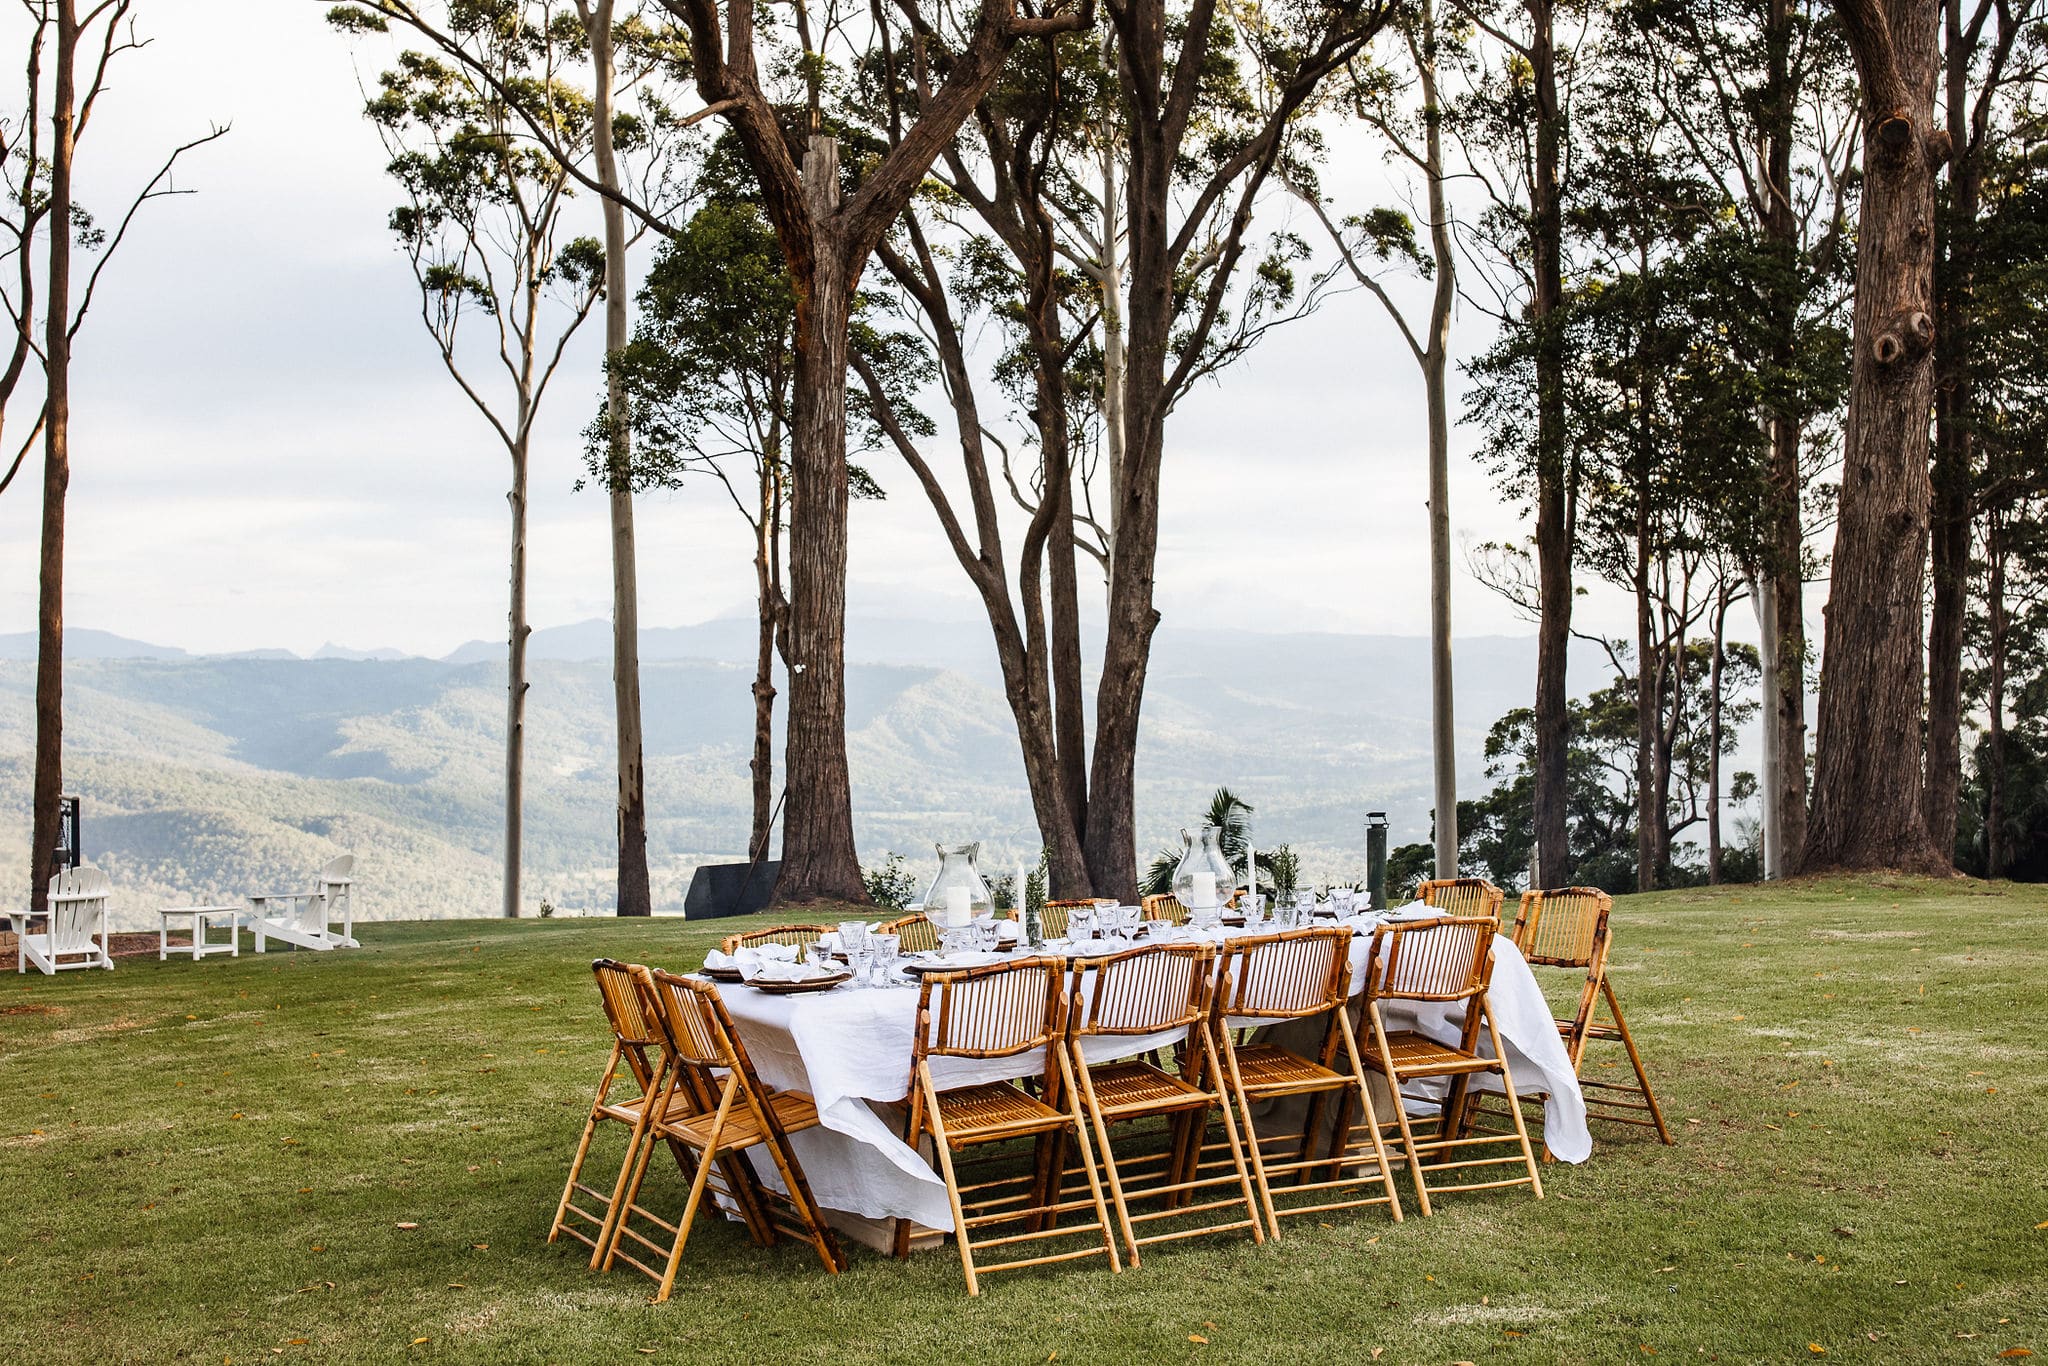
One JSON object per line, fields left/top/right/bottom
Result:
{"left": 0, "top": 616, "right": 1607, "bottom": 930}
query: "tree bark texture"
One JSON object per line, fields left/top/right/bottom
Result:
{"left": 504, "top": 440, "right": 529, "bottom": 918}
{"left": 1420, "top": 0, "right": 1459, "bottom": 880}
{"left": 1803, "top": 0, "right": 1950, "bottom": 875}
{"left": 1526, "top": 0, "right": 1574, "bottom": 890}
{"left": 586, "top": 0, "right": 652, "bottom": 915}
{"left": 28, "top": 0, "right": 76, "bottom": 916}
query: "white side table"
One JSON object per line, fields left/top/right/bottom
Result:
{"left": 159, "top": 906, "right": 242, "bottom": 961}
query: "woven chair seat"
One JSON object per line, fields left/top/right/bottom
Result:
{"left": 664, "top": 1089, "right": 823, "bottom": 1155}
{"left": 1083, "top": 1059, "right": 1211, "bottom": 1119}
{"left": 1361, "top": 1029, "right": 1494, "bottom": 1077}
{"left": 1229, "top": 1043, "right": 1350, "bottom": 1098}
{"left": 933, "top": 1082, "right": 1071, "bottom": 1144}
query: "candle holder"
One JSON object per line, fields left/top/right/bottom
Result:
{"left": 1171, "top": 825, "right": 1235, "bottom": 929}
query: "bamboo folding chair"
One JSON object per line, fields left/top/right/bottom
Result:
{"left": 883, "top": 913, "right": 940, "bottom": 953}
{"left": 1415, "top": 878, "right": 1507, "bottom": 920}
{"left": 1355, "top": 916, "right": 1543, "bottom": 1215}
{"left": 718, "top": 924, "right": 834, "bottom": 956}
{"left": 548, "top": 960, "right": 674, "bottom": 1265}
{"left": 1210, "top": 927, "right": 1403, "bottom": 1238}
{"left": 605, "top": 968, "right": 844, "bottom": 1300}
{"left": 1064, "top": 943, "right": 1263, "bottom": 1265}
{"left": 894, "top": 957, "right": 1121, "bottom": 1295}
{"left": 1509, "top": 887, "right": 1672, "bottom": 1143}
{"left": 1141, "top": 893, "right": 1189, "bottom": 925}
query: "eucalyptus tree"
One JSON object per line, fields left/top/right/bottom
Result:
{"left": 1803, "top": 0, "right": 1953, "bottom": 873}
{"left": 333, "top": 3, "right": 606, "bottom": 918}
{"left": 1631, "top": 0, "right": 1860, "bottom": 879}
{"left": 1924, "top": 0, "right": 2043, "bottom": 859}
{"left": 9, "top": 1, "right": 224, "bottom": 912}
{"left": 860, "top": 0, "right": 1394, "bottom": 899}
{"left": 1449, "top": 0, "right": 1580, "bottom": 889}
{"left": 597, "top": 158, "right": 915, "bottom": 864}
{"left": 1292, "top": 0, "right": 1462, "bottom": 878}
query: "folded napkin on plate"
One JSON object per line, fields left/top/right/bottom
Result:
{"left": 703, "top": 948, "right": 736, "bottom": 971}
{"left": 814, "top": 931, "right": 843, "bottom": 951}
{"left": 994, "top": 920, "right": 1022, "bottom": 944}
{"left": 734, "top": 943, "right": 817, "bottom": 980}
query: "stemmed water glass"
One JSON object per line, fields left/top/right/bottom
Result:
{"left": 869, "top": 932, "right": 900, "bottom": 987}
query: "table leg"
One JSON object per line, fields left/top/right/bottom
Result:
{"left": 160, "top": 918, "right": 168, "bottom": 962}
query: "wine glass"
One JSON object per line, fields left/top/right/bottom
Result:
{"left": 869, "top": 932, "right": 900, "bottom": 986}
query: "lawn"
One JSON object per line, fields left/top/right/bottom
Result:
{"left": 2, "top": 878, "right": 2044, "bottom": 1364}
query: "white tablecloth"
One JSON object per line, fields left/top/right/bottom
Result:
{"left": 711, "top": 915, "right": 1589, "bottom": 1230}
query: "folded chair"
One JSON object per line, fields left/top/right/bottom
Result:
{"left": 19, "top": 865, "right": 114, "bottom": 974}
{"left": 1141, "top": 893, "right": 1189, "bottom": 926}
{"left": 606, "top": 968, "right": 844, "bottom": 1300}
{"left": 1065, "top": 943, "right": 1262, "bottom": 1264}
{"left": 1511, "top": 887, "right": 1672, "bottom": 1143}
{"left": 1355, "top": 916, "right": 1543, "bottom": 1215}
{"left": 895, "top": 957, "right": 1121, "bottom": 1295}
{"left": 882, "top": 913, "right": 940, "bottom": 953}
{"left": 1415, "top": 877, "right": 1506, "bottom": 920}
{"left": 548, "top": 960, "right": 671, "bottom": 1263}
{"left": 1210, "top": 926, "right": 1403, "bottom": 1238}
{"left": 718, "top": 923, "right": 833, "bottom": 956}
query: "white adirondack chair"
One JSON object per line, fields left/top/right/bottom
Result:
{"left": 249, "top": 854, "right": 359, "bottom": 953}
{"left": 19, "top": 865, "right": 115, "bottom": 974}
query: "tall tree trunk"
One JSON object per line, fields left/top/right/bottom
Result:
{"left": 1420, "top": 0, "right": 1458, "bottom": 879}
{"left": 1983, "top": 514, "right": 2007, "bottom": 877}
{"left": 1757, "top": 0, "right": 1809, "bottom": 877}
{"left": 1923, "top": 0, "right": 1982, "bottom": 863}
{"left": 1752, "top": 572, "right": 1781, "bottom": 876}
{"left": 1098, "top": 130, "right": 1126, "bottom": 588}
{"left": 1527, "top": 0, "right": 1573, "bottom": 890}
{"left": 750, "top": 451, "right": 781, "bottom": 861}
{"left": 1708, "top": 585, "right": 1729, "bottom": 883}
{"left": 1804, "top": 0, "right": 1949, "bottom": 875}
{"left": 28, "top": 0, "right": 76, "bottom": 917}
{"left": 584, "top": 0, "right": 651, "bottom": 916}
{"left": 775, "top": 135, "right": 869, "bottom": 904}
{"left": 1634, "top": 479, "right": 1657, "bottom": 894}
{"left": 504, "top": 438, "right": 529, "bottom": 918}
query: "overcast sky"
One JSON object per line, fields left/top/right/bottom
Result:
{"left": 0, "top": 0, "right": 1686, "bottom": 661}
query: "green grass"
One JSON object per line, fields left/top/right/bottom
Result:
{"left": 3, "top": 878, "right": 2045, "bottom": 1363}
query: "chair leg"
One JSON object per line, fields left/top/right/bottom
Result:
{"left": 1200, "top": 1040, "right": 1267, "bottom": 1244}
{"left": 1369, "top": 1010, "right": 1434, "bottom": 1217}
{"left": 920, "top": 1073, "right": 982, "bottom": 1296}
{"left": 1054, "top": 1047, "right": 1123, "bottom": 1276}
{"left": 1603, "top": 980, "right": 1674, "bottom": 1144}
{"left": 1075, "top": 1049, "right": 1144, "bottom": 1266}
{"left": 1217, "top": 1023, "right": 1285, "bottom": 1239}
{"left": 652, "top": 1086, "right": 740, "bottom": 1303}
{"left": 1483, "top": 1007, "right": 1545, "bottom": 1200}
{"left": 1335, "top": 1011, "right": 1402, "bottom": 1224}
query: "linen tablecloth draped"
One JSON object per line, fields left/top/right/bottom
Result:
{"left": 711, "top": 919, "right": 1590, "bottom": 1230}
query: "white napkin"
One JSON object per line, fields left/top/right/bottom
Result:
{"left": 735, "top": 943, "right": 814, "bottom": 981}
{"left": 815, "top": 931, "right": 843, "bottom": 951}
{"left": 703, "top": 949, "right": 735, "bottom": 971}
{"left": 994, "top": 920, "right": 1021, "bottom": 944}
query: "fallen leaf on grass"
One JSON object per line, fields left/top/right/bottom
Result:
{"left": 1188, "top": 1334, "right": 1208, "bottom": 1345}
{"left": 396, "top": 1222, "right": 419, "bottom": 1230}
{"left": 1997, "top": 1350, "right": 2033, "bottom": 1359}
{"left": 1808, "top": 1345, "right": 1825, "bottom": 1355}
{"left": 411, "top": 1339, "right": 429, "bottom": 1346}
{"left": 447, "top": 1283, "right": 466, "bottom": 1289}
{"left": 1370, "top": 1351, "right": 1382, "bottom": 1361}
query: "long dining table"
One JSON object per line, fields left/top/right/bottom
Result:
{"left": 704, "top": 911, "right": 1593, "bottom": 1234}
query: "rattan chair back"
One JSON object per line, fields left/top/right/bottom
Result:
{"left": 914, "top": 957, "right": 1066, "bottom": 1062}
{"left": 1042, "top": 900, "right": 1097, "bottom": 940}
{"left": 1513, "top": 887, "right": 1611, "bottom": 968}
{"left": 590, "top": 957, "right": 667, "bottom": 1090}
{"left": 1361, "top": 915, "right": 1495, "bottom": 1004}
{"left": 1069, "top": 941, "right": 1215, "bottom": 1039}
{"left": 719, "top": 923, "right": 834, "bottom": 956}
{"left": 1215, "top": 926, "right": 1352, "bottom": 1020}
{"left": 883, "top": 912, "right": 940, "bottom": 953}
{"left": 1141, "top": 893, "right": 1190, "bottom": 925}
{"left": 1416, "top": 878, "right": 1507, "bottom": 919}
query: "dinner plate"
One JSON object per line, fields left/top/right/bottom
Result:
{"left": 901, "top": 953, "right": 1001, "bottom": 974}
{"left": 748, "top": 971, "right": 852, "bottom": 994}
{"left": 701, "top": 965, "right": 744, "bottom": 983}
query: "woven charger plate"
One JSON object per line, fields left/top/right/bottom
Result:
{"left": 748, "top": 971, "right": 853, "bottom": 994}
